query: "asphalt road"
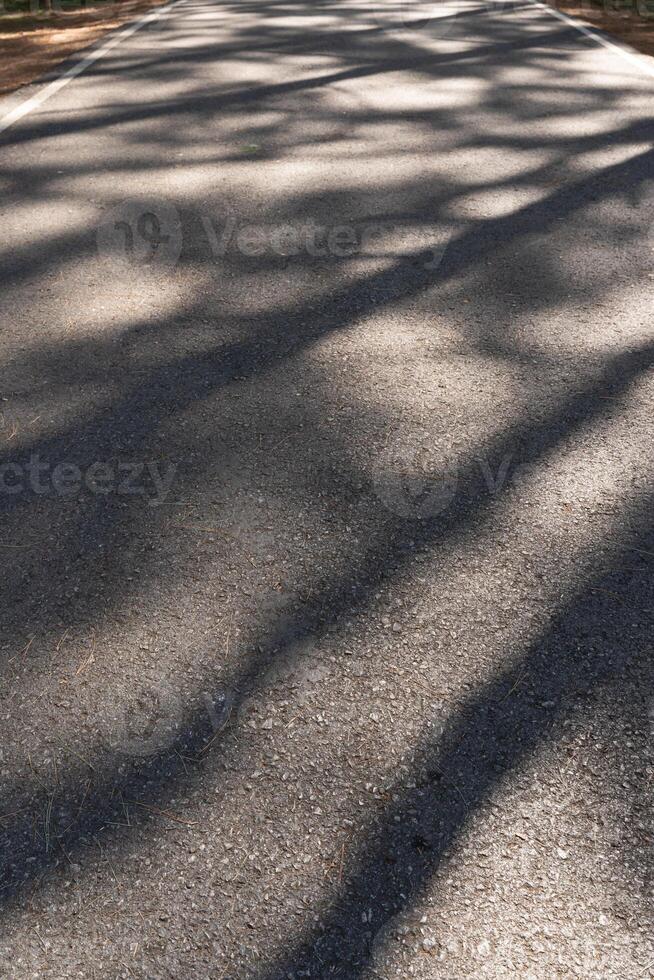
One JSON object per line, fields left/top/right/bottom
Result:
{"left": 0, "top": 0, "right": 653, "bottom": 977}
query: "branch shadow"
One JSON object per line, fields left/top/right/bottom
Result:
{"left": 0, "top": 0, "right": 652, "bottom": 968}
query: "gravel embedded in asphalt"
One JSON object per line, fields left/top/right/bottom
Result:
{"left": 0, "top": 0, "right": 653, "bottom": 976}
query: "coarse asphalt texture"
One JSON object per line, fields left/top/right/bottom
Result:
{"left": 0, "top": 0, "right": 653, "bottom": 976}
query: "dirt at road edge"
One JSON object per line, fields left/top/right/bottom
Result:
{"left": 0, "top": 0, "right": 168, "bottom": 97}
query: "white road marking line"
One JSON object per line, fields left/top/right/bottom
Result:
{"left": 530, "top": 0, "right": 654, "bottom": 78}
{"left": 0, "top": 0, "right": 177, "bottom": 136}
{"left": 0, "top": 0, "right": 651, "bottom": 140}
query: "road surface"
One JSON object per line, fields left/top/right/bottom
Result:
{"left": 0, "top": 0, "right": 652, "bottom": 976}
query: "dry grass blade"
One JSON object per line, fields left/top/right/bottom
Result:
{"left": 126, "top": 800, "right": 198, "bottom": 827}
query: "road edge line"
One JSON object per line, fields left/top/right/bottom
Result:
{"left": 529, "top": 0, "right": 654, "bottom": 78}
{"left": 0, "top": 0, "right": 178, "bottom": 136}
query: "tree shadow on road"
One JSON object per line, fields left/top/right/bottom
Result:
{"left": 0, "top": 0, "right": 652, "bottom": 970}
